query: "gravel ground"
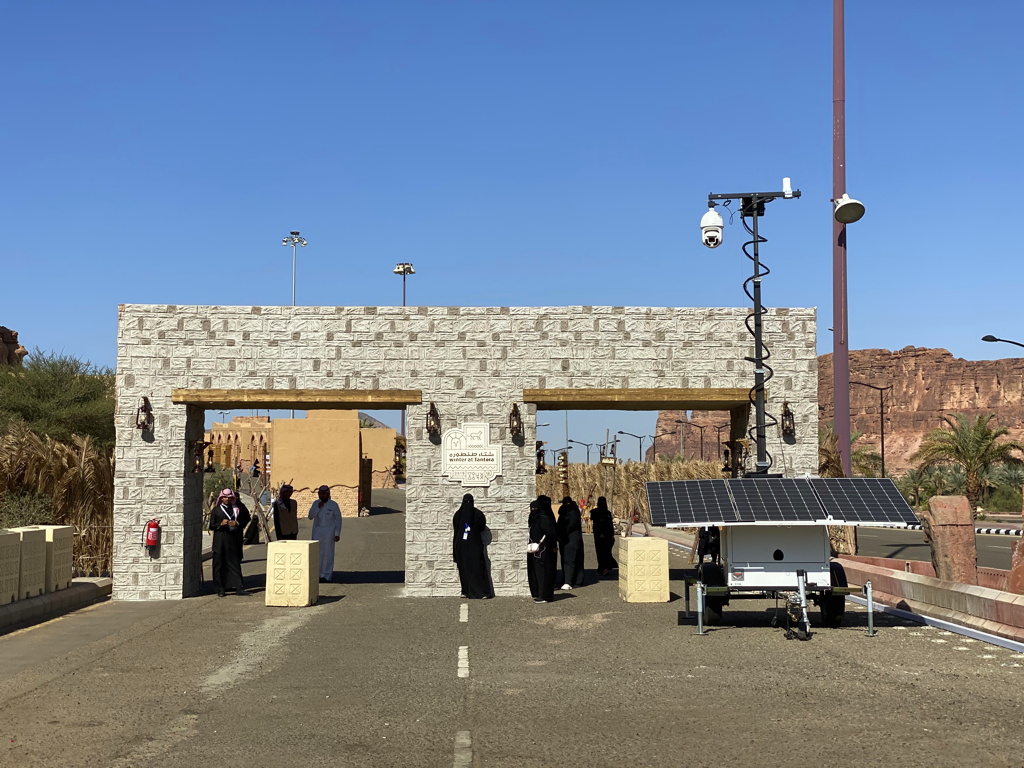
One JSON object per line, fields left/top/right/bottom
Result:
{"left": 1, "top": 502, "right": 1023, "bottom": 768}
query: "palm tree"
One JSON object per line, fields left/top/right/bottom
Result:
{"left": 895, "top": 467, "right": 929, "bottom": 508}
{"left": 910, "top": 413, "right": 1024, "bottom": 515}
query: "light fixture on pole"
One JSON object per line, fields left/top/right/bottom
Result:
{"left": 702, "top": 179, "right": 800, "bottom": 474}
{"left": 617, "top": 431, "right": 645, "bottom": 462}
{"left": 568, "top": 439, "right": 593, "bottom": 463}
{"left": 393, "top": 262, "right": 415, "bottom": 438}
{"left": 850, "top": 381, "right": 892, "bottom": 477}
{"left": 649, "top": 431, "right": 677, "bottom": 462}
{"left": 282, "top": 231, "right": 307, "bottom": 307}
{"left": 714, "top": 424, "right": 729, "bottom": 459}
{"left": 683, "top": 423, "right": 707, "bottom": 461}
{"left": 982, "top": 335, "right": 1024, "bottom": 350}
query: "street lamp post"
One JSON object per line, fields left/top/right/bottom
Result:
{"left": 393, "top": 263, "right": 415, "bottom": 437}
{"left": 675, "top": 418, "right": 685, "bottom": 460}
{"left": 713, "top": 424, "right": 729, "bottom": 459}
{"left": 282, "top": 231, "right": 307, "bottom": 307}
{"left": 568, "top": 439, "right": 593, "bottom": 463}
{"left": 982, "top": 335, "right": 1024, "bottom": 350}
{"left": 617, "top": 431, "right": 645, "bottom": 462}
{"left": 681, "top": 422, "right": 707, "bottom": 461}
{"left": 850, "top": 381, "right": 892, "bottom": 477}
{"left": 649, "top": 431, "right": 677, "bottom": 462}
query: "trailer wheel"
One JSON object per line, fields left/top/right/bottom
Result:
{"left": 698, "top": 562, "right": 727, "bottom": 621}
{"left": 820, "top": 561, "right": 848, "bottom": 629}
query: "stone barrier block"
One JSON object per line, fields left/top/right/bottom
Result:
{"left": 617, "top": 537, "right": 669, "bottom": 603}
{"left": 10, "top": 527, "right": 46, "bottom": 600}
{"left": 0, "top": 529, "right": 21, "bottom": 605}
{"left": 265, "top": 540, "right": 319, "bottom": 607}
{"left": 37, "top": 525, "right": 74, "bottom": 593}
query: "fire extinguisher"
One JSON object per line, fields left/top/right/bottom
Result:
{"left": 143, "top": 519, "right": 161, "bottom": 549}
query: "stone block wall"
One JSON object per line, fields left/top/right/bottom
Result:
{"left": 114, "top": 304, "right": 817, "bottom": 599}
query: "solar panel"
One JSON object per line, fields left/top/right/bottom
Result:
{"left": 646, "top": 476, "right": 919, "bottom": 528}
{"left": 809, "top": 478, "right": 919, "bottom": 526}
{"left": 646, "top": 479, "right": 741, "bottom": 527}
{"left": 728, "top": 478, "right": 820, "bottom": 523}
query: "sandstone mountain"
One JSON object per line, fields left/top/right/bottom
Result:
{"left": 652, "top": 347, "right": 1024, "bottom": 475}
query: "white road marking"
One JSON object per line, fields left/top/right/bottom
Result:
{"left": 460, "top": 603, "right": 469, "bottom": 623}
{"left": 453, "top": 730, "right": 473, "bottom": 767}
{"left": 991, "top": 545, "right": 1012, "bottom": 550}
{"left": 458, "top": 646, "right": 469, "bottom": 678}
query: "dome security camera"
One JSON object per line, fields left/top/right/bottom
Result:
{"left": 700, "top": 207, "right": 724, "bottom": 249}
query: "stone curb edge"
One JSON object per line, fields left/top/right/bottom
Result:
{"left": 0, "top": 578, "right": 113, "bottom": 635}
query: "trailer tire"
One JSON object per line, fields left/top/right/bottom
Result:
{"left": 698, "top": 562, "right": 727, "bottom": 621}
{"left": 820, "top": 561, "right": 847, "bottom": 629}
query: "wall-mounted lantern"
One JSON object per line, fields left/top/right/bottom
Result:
{"left": 426, "top": 402, "right": 441, "bottom": 438}
{"left": 135, "top": 396, "right": 154, "bottom": 431}
{"left": 190, "top": 440, "right": 211, "bottom": 473}
{"left": 781, "top": 401, "right": 796, "bottom": 439}
{"left": 535, "top": 440, "right": 547, "bottom": 474}
{"left": 509, "top": 403, "right": 523, "bottom": 438}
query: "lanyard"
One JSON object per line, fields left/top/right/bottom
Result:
{"left": 221, "top": 504, "right": 236, "bottom": 520}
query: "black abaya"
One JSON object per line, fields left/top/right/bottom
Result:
{"left": 557, "top": 498, "right": 585, "bottom": 588}
{"left": 528, "top": 498, "right": 558, "bottom": 602}
{"left": 209, "top": 503, "right": 251, "bottom": 591}
{"left": 453, "top": 494, "right": 492, "bottom": 599}
{"left": 590, "top": 496, "right": 618, "bottom": 574}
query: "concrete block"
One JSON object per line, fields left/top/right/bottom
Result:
{"left": 10, "top": 527, "right": 46, "bottom": 599}
{"left": 0, "top": 529, "right": 21, "bottom": 605}
{"left": 37, "top": 525, "right": 74, "bottom": 592}
{"left": 265, "top": 540, "right": 319, "bottom": 607}
{"left": 617, "top": 537, "right": 670, "bottom": 603}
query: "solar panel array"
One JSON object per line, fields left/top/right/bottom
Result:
{"left": 646, "top": 477, "right": 919, "bottom": 528}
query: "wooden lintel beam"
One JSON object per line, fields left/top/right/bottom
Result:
{"left": 171, "top": 389, "right": 422, "bottom": 410}
{"left": 522, "top": 388, "right": 759, "bottom": 411}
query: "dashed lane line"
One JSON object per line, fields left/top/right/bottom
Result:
{"left": 458, "top": 646, "right": 469, "bottom": 678}
{"left": 460, "top": 603, "right": 468, "bottom": 623}
{"left": 453, "top": 730, "right": 473, "bottom": 767}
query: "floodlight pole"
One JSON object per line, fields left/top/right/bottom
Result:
{"left": 707, "top": 187, "right": 800, "bottom": 474}
{"left": 833, "top": 0, "right": 852, "bottom": 477}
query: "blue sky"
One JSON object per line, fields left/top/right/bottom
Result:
{"left": 3, "top": 1, "right": 1021, "bottom": 453}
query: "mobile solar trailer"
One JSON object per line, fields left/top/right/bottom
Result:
{"left": 645, "top": 477, "right": 921, "bottom": 640}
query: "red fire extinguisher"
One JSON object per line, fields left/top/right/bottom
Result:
{"left": 143, "top": 519, "right": 161, "bottom": 549}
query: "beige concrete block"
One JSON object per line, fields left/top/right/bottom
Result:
{"left": 617, "top": 537, "right": 670, "bottom": 603}
{"left": 10, "top": 527, "right": 46, "bottom": 600}
{"left": 265, "top": 540, "right": 319, "bottom": 607}
{"left": 0, "top": 529, "right": 21, "bottom": 605}
{"left": 35, "top": 525, "right": 74, "bottom": 593}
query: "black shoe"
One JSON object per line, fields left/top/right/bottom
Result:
{"left": 235, "top": 587, "right": 246, "bottom": 596}
{"left": 218, "top": 589, "right": 226, "bottom": 597}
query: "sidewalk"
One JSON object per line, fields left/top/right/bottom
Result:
{"left": 0, "top": 578, "right": 112, "bottom": 635}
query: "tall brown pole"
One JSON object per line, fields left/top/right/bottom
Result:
{"left": 833, "top": 0, "right": 852, "bottom": 477}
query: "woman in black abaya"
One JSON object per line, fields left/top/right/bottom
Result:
{"left": 557, "top": 496, "right": 585, "bottom": 589}
{"left": 453, "top": 493, "right": 492, "bottom": 599}
{"left": 590, "top": 496, "right": 618, "bottom": 576}
{"left": 528, "top": 496, "right": 558, "bottom": 603}
{"left": 209, "top": 488, "right": 251, "bottom": 597}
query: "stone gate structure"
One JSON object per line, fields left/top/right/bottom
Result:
{"left": 114, "top": 304, "right": 817, "bottom": 600}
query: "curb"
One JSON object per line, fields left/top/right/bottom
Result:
{"left": 871, "top": 524, "right": 1022, "bottom": 536}
{"left": 0, "top": 577, "right": 113, "bottom": 635}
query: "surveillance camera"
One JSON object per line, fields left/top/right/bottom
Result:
{"left": 700, "top": 207, "right": 724, "bottom": 249}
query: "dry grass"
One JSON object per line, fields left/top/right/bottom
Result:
{"left": 536, "top": 458, "right": 726, "bottom": 522}
{"left": 0, "top": 423, "right": 113, "bottom": 575}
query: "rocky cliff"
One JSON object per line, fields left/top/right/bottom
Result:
{"left": 652, "top": 347, "right": 1024, "bottom": 475}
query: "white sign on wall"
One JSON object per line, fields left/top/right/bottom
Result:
{"left": 441, "top": 422, "right": 502, "bottom": 487}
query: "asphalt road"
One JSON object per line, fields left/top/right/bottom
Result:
{"left": 857, "top": 527, "right": 1018, "bottom": 570}
{"left": 2, "top": 489, "right": 1024, "bottom": 767}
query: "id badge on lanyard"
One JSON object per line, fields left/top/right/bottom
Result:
{"left": 462, "top": 523, "right": 470, "bottom": 541}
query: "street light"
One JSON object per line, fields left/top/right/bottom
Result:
{"left": 281, "top": 231, "right": 307, "bottom": 307}
{"left": 568, "top": 439, "right": 593, "bottom": 463}
{"left": 675, "top": 418, "right": 685, "bottom": 460}
{"left": 714, "top": 424, "right": 730, "bottom": 459}
{"left": 393, "top": 262, "right": 415, "bottom": 306}
{"left": 682, "top": 422, "right": 707, "bottom": 461}
{"left": 393, "top": 262, "right": 415, "bottom": 436}
{"left": 649, "top": 431, "right": 677, "bottom": 462}
{"left": 982, "top": 335, "right": 1024, "bottom": 350}
{"left": 617, "top": 431, "right": 645, "bottom": 462}
{"left": 850, "top": 381, "right": 892, "bottom": 477}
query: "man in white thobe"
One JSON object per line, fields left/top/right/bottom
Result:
{"left": 308, "top": 485, "right": 342, "bottom": 582}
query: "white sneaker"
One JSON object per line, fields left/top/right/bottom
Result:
{"left": 561, "top": 583, "right": 572, "bottom": 590}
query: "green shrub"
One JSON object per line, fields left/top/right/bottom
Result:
{"left": 983, "top": 484, "right": 1022, "bottom": 513}
{"left": 0, "top": 490, "right": 57, "bottom": 529}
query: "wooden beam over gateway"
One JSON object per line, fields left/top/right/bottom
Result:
{"left": 522, "top": 387, "right": 755, "bottom": 411}
{"left": 171, "top": 388, "right": 422, "bottom": 410}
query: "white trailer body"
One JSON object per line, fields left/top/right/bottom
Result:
{"left": 722, "top": 525, "right": 831, "bottom": 591}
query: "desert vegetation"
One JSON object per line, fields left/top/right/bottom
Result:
{"left": 0, "top": 351, "right": 115, "bottom": 575}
